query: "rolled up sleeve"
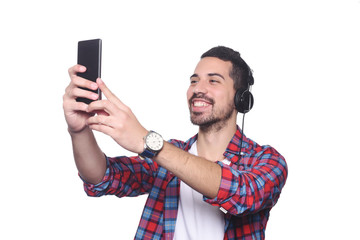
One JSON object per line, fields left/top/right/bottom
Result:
{"left": 81, "top": 155, "right": 159, "bottom": 198}
{"left": 204, "top": 146, "right": 288, "bottom": 216}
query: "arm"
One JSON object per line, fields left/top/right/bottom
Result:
{"left": 154, "top": 141, "right": 222, "bottom": 199}
{"left": 64, "top": 67, "right": 159, "bottom": 194}
{"left": 85, "top": 79, "right": 287, "bottom": 216}
{"left": 85, "top": 79, "right": 222, "bottom": 198}
{"left": 69, "top": 127, "right": 106, "bottom": 184}
{"left": 63, "top": 65, "right": 106, "bottom": 184}
{"left": 83, "top": 155, "right": 159, "bottom": 197}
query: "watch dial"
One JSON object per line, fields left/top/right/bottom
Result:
{"left": 146, "top": 132, "right": 163, "bottom": 151}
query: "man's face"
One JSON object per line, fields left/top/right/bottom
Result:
{"left": 187, "top": 57, "right": 237, "bottom": 131}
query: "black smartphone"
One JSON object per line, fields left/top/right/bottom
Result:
{"left": 76, "top": 39, "right": 102, "bottom": 104}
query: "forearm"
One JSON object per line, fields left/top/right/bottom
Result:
{"left": 69, "top": 127, "right": 106, "bottom": 184}
{"left": 154, "top": 142, "right": 222, "bottom": 198}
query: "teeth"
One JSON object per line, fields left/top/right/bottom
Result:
{"left": 194, "top": 101, "right": 209, "bottom": 107}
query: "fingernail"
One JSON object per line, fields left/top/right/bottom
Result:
{"left": 97, "top": 78, "right": 103, "bottom": 84}
{"left": 80, "top": 66, "right": 86, "bottom": 71}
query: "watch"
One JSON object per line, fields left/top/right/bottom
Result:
{"left": 139, "top": 130, "right": 164, "bottom": 159}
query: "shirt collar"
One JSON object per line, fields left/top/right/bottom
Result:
{"left": 184, "top": 125, "right": 251, "bottom": 165}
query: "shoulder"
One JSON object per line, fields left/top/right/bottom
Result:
{"left": 244, "top": 137, "right": 287, "bottom": 170}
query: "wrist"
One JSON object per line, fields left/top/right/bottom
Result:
{"left": 139, "top": 130, "right": 164, "bottom": 159}
{"left": 68, "top": 126, "right": 91, "bottom": 137}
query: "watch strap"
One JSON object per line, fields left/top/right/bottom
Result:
{"left": 139, "top": 148, "right": 156, "bottom": 159}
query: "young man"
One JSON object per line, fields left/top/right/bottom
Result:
{"left": 63, "top": 46, "right": 288, "bottom": 240}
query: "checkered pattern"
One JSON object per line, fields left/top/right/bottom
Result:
{"left": 83, "top": 126, "right": 287, "bottom": 239}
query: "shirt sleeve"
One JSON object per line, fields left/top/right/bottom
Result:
{"left": 82, "top": 155, "right": 159, "bottom": 198}
{"left": 204, "top": 146, "right": 288, "bottom": 216}
{"left": 81, "top": 139, "right": 185, "bottom": 198}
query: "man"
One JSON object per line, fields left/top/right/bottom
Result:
{"left": 63, "top": 46, "right": 288, "bottom": 239}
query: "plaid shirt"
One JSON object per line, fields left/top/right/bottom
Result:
{"left": 83, "top": 126, "right": 288, "bottom": 240}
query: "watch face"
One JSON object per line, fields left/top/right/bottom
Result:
{"left": 146, "top": 132, "right": 163, "bottom": 151}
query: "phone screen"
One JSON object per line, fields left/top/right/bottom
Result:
{"left": 76, "top": 39, "right": 102, "bottom": 104}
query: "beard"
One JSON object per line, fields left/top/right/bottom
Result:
{"left": 189, "top": 93, "right": 235, "bottom": 133}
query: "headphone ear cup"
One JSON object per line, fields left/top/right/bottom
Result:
{"left": 234, "top": 89, "right": 243, "bottom": 113}
{"left": 234, "top": 89, "right": 254, "bottom": 114}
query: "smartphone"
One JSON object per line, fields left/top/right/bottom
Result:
{"left": 76, "top": 39, "right": 102, "bottom": 104}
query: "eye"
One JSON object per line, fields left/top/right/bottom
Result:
{"left": 210, "top": 79, "right": 219, "bottom": 84}
{"left": 190, "top": 79, "right": 198, "bottom": 85}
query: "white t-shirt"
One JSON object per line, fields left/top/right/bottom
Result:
{"left": 174, "top": 141, "right": 225, "bottom": 240}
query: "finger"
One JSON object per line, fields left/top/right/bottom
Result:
{"left": 67, "top": 65, "right": 99, "bottom": 98}
{"left": 94, "top": 110, "right": 109, "bottom": 116}
{"left": 87, "top": 114, "right": 113, "bottom": 128}
{"left": 68, "top": 64, "right": 86, "bottom": 77}
{"left": 88, "top": 122, "right": 114, "bottom": 137}
{"left": 63, "top": 97, "right": 89, "bottom": 113}
{"left": 96, "top": 78, "right": 124, "bottom": 106}
{"left": 87, "top": 100, "right": 117, "bottom": 115}
{"left": 67, "top": 86, "right": 99, "bottom": 101}
{"left": 72, "top": 77, "right": 99, "bottom": 91}
{"left": 96, "top": 78, "right": 132, "bottom": 114}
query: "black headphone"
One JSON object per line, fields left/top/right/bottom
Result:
{"left": 234, "top": 65, "right": 254, "bottom": 114}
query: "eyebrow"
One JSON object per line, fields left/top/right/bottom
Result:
{"left": 190, "top": 73, "right": 225, "bottom": 80}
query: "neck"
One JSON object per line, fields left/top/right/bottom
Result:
{"left": 196, "top": 116, "right": 237, "bottom": 162}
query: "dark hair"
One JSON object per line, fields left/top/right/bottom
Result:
{"left": 201, "top": 46, "right": 253, "bottom": 91}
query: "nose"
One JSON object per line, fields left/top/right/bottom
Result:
{"left": 193, "top": 79, "right": 208, "bottom": 94}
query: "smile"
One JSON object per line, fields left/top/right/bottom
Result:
{"left": 193, "top": 101, "right": 210, "bottom": 107}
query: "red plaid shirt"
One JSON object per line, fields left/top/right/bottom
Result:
{"left": 83, "top": 126, "right": 288, "bottom": 239}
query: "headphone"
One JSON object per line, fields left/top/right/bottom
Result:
{"left": 234, "top": 64, "right": 254, "bottom": 114}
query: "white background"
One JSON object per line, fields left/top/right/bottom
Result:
{"left": 1, "top": 0, "right": 359, "bottom": 239}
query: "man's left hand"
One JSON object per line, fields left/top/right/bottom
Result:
{"left": 86, "top": 78, "right": 148, "bottom": 154}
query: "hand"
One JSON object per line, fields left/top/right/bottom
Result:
{"left": 63, "top": 65, "right": 100, "bottom": 134}
{"left": 86, "top": 78, "right": 148, "bottom": 154}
